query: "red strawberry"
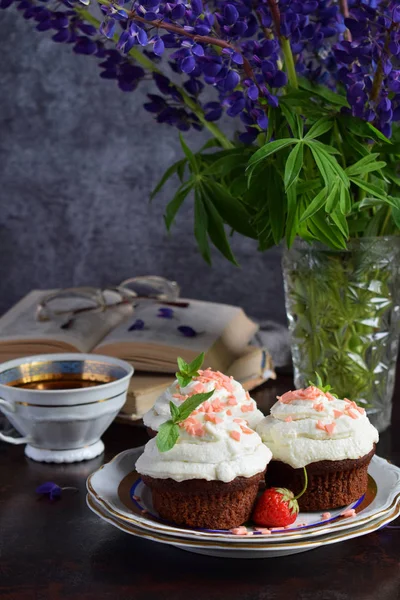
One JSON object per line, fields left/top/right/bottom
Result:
{"left": 252, "top": 468, "right": 308, "bottom": 528}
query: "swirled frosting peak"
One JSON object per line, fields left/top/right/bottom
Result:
{"left": 256, "top": 387, "right": 378, "bottom": 469}
{"left": 136, "top": 410, "right": 272, "bottom": 483}
{"left": 143, "top": 368, "right": 264, "bottom": 432}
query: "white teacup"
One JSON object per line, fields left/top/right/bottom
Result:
{"left": 0, "top": 353, "right": 133, "bottom": 463}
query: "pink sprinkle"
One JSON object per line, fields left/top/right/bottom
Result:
{"left": 230, "top": 430, "right": 241, "bottom": 442}
{"left": 205, "top": 413, "right": 223, "bottom": 424}
{"left": 133, "top": 495, "right": 141, "bottom": 502}
{"left": 241, "top": 403, "right": 255, "bottom": 413}
{"left": 325, "top": 392, "right": 335, "bottom": 401}
{"left": 341, "top": 509, "right": 356, "bottom": 518}
{"left": 192, "top": 382, "right": 205, "bottom": 394}
{"left": 313, "top": 402, "right": 325, "bottom": 412}
{"left": 347, "top": 409, "right": 359, "bottom": 420}
{"left": 255, "top": 528, "right": 271, "bottom": 535}
{"left": 230, "top": 526, "right": 247, "bottom": 535}
{"left": 240, "top": 425, "right": 254, "bottom": 434}
{"left": 212, "top": 399, "right": 225, "bottom": 412}
{"left": 226, "top": 409, "right": 232, "bottom": 416}
{"left": 333, "top": 410, "right": 344, "bottom": 418}
{"left": 316, "top": 420, "right": 326, "bottom": 431}
{"left": 285, "top": 416, "right": 293, "bottom": 423}
{"left": 322, "top": 512, "right": 332, "bottom": 520}
{"left": 227, "top": 397, "right": 238, "bottom": 406}
{"left": 173, "top": 394, "right": 187, "bottom": 402}
{"left": 233, "top": 418, "right": 243, "bottom": 423}
{"left": 324, "top": 422, "right": 336, "bottom": 436}
{"left": 270, "top": 527, "right": 283, "bottom": 531}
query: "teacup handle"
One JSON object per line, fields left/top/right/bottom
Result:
{"left": 0, "top": 398, "right": 31, "bottom": 445}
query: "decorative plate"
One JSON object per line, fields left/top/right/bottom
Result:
{"left": 87, "top": 492, "right": 400, "bottom": 559}
{"left": 86, "top": 447, "right": 400, "bottom": 544}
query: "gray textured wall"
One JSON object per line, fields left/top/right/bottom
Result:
{"left": 0, "top": 8, "right": 285, "bottom": 323}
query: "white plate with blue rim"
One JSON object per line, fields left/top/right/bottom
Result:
{"left": 86, "top": 490, "right": 400, "bottom": 559}
{"left": 86, "top": 447, "right": 400, "bottom": 550}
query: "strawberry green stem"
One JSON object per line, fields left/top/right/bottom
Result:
{"left": 294, "top": 467, "right": 308, "bottom": 501}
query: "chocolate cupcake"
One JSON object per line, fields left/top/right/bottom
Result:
{"left": 136, "top": 412, "right": 272, "bottom": 529}
{"left": 143, "top": 367, "right": 264, "bottom": 435}
{"left": 256, "top": 387, "right": 379, "bottom": 511}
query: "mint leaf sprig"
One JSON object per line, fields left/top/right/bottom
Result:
{"left": 175, "top": 352, "right": 205, "bottom": 388}
{"left": 156, "top": 390, "right": 214, "bottom": 453}
{"left": 309, "top": 372, "right": 338, "bottom": 398}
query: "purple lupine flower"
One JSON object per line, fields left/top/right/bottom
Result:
{"left": 158, "top": 307, "right": 174, "bottom": 318}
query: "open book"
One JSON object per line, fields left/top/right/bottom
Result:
{"left": 0, "top": 290, "right": 260, "bottom": 373}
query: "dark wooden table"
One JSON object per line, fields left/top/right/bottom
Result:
{"left": 1, "top": 373, "right": 400, "bottom": 600}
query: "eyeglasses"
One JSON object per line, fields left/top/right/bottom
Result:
{"left": 36, "top": 276, "right": 181, "bottom": 327}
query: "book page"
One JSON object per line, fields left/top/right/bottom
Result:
{"left": 0, "top": 290, "right": 133, "bottom": 353}
{"left": 95, "top": 299, "right": 250, "bottom": 353}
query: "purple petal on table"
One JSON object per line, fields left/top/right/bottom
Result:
{"left": 177, "top": 325, "right": 198, "bottom": 337}
{"left": 128, "top": 319, "right": 145, "bottom": 331}
{"left": 36, "top": 482, "right": 62, "bottom": 496}
{"left": 157, "top": 307, "right": 174, "bottom": 318}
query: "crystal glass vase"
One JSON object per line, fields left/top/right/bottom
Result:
{"left": 282, "top": 237, "right": 400, "bottom": 432}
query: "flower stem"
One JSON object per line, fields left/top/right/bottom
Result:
{"left": 379, "top": 206, "right": 392, "bottom": 236}
{"left": 294, "top": 467, "right": 308, "bottom": 501}
{"left": 75, "top": 7, "right": 233, "bottom": 149}
{"left": 280, "top": 37, "right": 298, "bottom": 89}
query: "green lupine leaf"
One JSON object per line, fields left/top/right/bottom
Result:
{"left": 203, "top": 193, "right": 238, "bottom": 265}
{"left": 204, "top": 181, "right": 257, "bottom": 239}
{"left": 330, "top": 209, "right": 349, "bottom": 238}
{"left": 308, "top": 211, "right": 347, "bottom": 249}
{"left": 339, "top": 184, "right": 351, "bottom": 214}
{"left": 300, "top": 187, "right": 328, "bottom": 222}
{"left": 309, "top": 144, "right": 335, "bottom": 187}
{"left": 325, "top": 180, "right": 340, "bottom": 213}
{"left": 339, "top": 115, "right": 392, "bottom": 144}
{"left": 284, "top": 143, "right": 304, "bottom": 191}
{"left": 247, "top": 138, "right": 299, "bottom": 170}
{"left": 349, "top": 177, "right": 388, "bottom": 201}
{"left": 164, "top": 182, "right": 194, "bottom": 231}
{"left": 199, "top": 138, "right": 222, "bottom": 152}
{"left": 298, "top": 78, "right": 349, "bottom": 107}
{"left": 285, "top": 185, "right": 298, "bottom": 248}
{"left": 311, "top": 144, "right": 350, "bottom": 187}
{"left": 392, "top": 204, "right": 400, "bottom": 228}
{"left": 156, "top": 421, "right": 180, "bottom": 452}
{"left": 310, "top": 140, "right": 341, "bottom": 155}
{"left": 194, "top": 191, "right": 211, "bottom": 265}
{"left": 345, "top": 154, "right": 386, "bottom": 177}
{"left": 280, "top": 101, "right": 303, "bottom": 138}
{"left": 150, "top": 159, "right": 187, "bottom": 201}
{"left": 304, "top": 118, "right": 333, "bottom": 140}
{"left": 179, "top": 133, "right": 199, "bottom": 173}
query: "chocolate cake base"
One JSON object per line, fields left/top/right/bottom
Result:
{"left": 142, "top": 471, "right": 266, "bottom": 529}
{"left": 146, "top": 427, "right": 157, "bottom": 439}
{"left": 265, "top": 446, "right": 375, "bottom": 512}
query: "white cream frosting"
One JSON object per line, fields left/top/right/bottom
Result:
{"left": 136, "top": 412, "right": 272, "bottom": 483}
{"left": 256, "top": 388, "right": 379, "bottom": 469}
{"left": 143, "top": 370, "right": 264, "bottom": 431}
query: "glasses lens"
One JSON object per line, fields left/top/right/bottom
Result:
{"left": 37, "top": 288, "right": 104, "bottom": 321}
{"left": 119, "top": 276, "right": 180, "bottom": 301}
